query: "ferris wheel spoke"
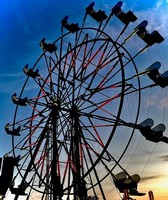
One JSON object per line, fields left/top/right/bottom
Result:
{"left": 46, "top": 57, "right": 57, "bottom": 94}
{"left": 80, "top": 149, "right": 98, "bottom": 197}
{"left": 81, "top": 140, "right": 109, "bottom": 199}
{"left": 81, "top": 39, "right": 108, "bottom": 72}
{"left": 15, "top": 118, "right": 51, "bottom": 180}
{"left": 72, "top": 40, "right": 110, "bottom": 86}
{"left": 72, "top": 67, "right": 122, "bottom": 108}
{"left": 78, "top": 53, "right": 122, "bottom": 88}
{"left": 61, "top": 46, "right": 76, "bottom": 80}
{"left": 81, "top": 112, "right": 116, "bottom": 125}
{"left": 78, "top": 82, "right": 128, "bottom": 116}
{"left": 96, "top": 62, "right": 122, "bottom": 89}
{"left": 74, "top": 81, "right": 121, "bottom": 110}
{"left": 83, "top": 140, "right": 107, "bottom": 199}
{"left": 19, "top": 116, "right": 50, "bottom": 151}
{"left": 61, "top": 145, "right": 76, "bottom": 186}
{"left": 80, "top": 122, "right": 115, "bottom": 163}
{"left": 75, "top": 35, "right": 91, "bottom": 75}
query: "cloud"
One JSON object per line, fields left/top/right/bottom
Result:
{"left": 158, "top": 154, "right": 168, "bottom": 161}
{"left": 142, "top": 89, "right": 168, "bottom": 110}
{"left": 0, "top": 71, "right": 26, "bottom": 93}
{"left": 141, "top": 175, "right": 161, "bottom": 182}
{"left": 135, "top": 0, "right": 168, "bottom": 37}
{"left": 0, "top": 72, "right": 23, "bottom": 78}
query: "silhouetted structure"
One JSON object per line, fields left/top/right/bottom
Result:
{"left": 86, "top": 2, "right": 107, "bottom": 22}
{"left": 23, "top": 64, "right": 40, "bottom": 78}
{"left": 0, "top": 156, "right": 20, "bottom": 196}
{"left": 113, "top": 172, "right": 145, "bottom": 196}
{"left": 5, "top": 123, "right": 21, "bottom": 136}
{"left": 146, "top": 61, "right": 168, "bottom": 88}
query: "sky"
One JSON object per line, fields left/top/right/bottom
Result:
{"left": 1, "top": 0, "right": 168, "bottom": 200}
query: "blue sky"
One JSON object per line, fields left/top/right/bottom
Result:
{"left": 1, "top": 0, "right": 168, "bottom": 200}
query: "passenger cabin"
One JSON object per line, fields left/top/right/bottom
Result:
{"left": 135, "top": 20, "right": 164, "bottom": 46}
{"left": 23, "top": 64, "right": 40, "bottom": 79}
{"left": 86, "top": 2, "right": 107, "bottom": 22}
{"left": 12, "top": 93, "right": 28, "bottom": 106}
{"left": 5, "top": 123, "right": 21, "bottom": 136}
{"left": 146, "top": 62, "right": 168, "bottom": 88}
{"left": 138, "top": 118, "right": 168, "bottom": 143}
{"left": 61, "top": 16, "right": 80, "bottom": 33}
{"left": 112, "top": 1, "right": 137, "bottom": 25}
{"left": 113, "top": 172, "right": 145, "bottom": 196}
{"left": 40, "top": 38, "right": 57, "bottom": 53}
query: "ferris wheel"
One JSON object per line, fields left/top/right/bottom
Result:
{"left": 0, "top": 1, "right": 167, "bottom": 200}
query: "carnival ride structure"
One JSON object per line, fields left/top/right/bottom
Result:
{"left": 0, "top": 1, "right": 168, "bottom": 200}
